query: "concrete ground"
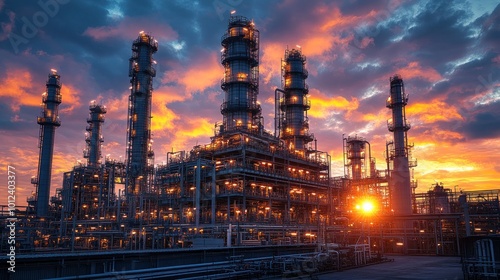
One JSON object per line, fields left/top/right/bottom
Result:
{"left": 317, "top": 255, "right": 464, "bottom": 280}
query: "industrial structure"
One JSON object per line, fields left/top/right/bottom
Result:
{"left": 29, "top": 69, "right": 62, "bottom": 217}
{"left": 1, "top": 13, "right": 499, "bottom": 280}
{"left": 386, "top": 74, "right": 416, "bottom": 216}
{"left": 125, "top": 31, "right": 158, "bottom": 220}
{"left": 155, "top": 16, "right": 330, "bottom": 245}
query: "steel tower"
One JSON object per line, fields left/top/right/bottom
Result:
{"left": 279, "top": 48, "right": 312, "bottom": 150}
{"left": 125, "top": 32, "right": 158, "bottom": 213}
{"left": 386, "top": 74, "right": 412, "bottom": 215}
{"left": 33, "top": 69, "right": 62, "bottom": 217}
{"left": 220, "top": 15, "right": 261, "bottom": 133}
{"left": 83, "top": 101, "right": 106, "bottom": 166}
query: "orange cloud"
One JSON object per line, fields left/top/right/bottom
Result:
{"left": 0, "top": 68, "right": 38, "bottom": 111}
{"left": 160, "top": 117, "right": 215, "bottom": 153}
{"left": 407, "top": 99, "right": 463, "bottom": 123}
{"left": 59, "top": 83, "right": 81, "bottom": 114}
{"left": 0, "top": 67, "right": 80, "bottom": 113}
{"left": 412, "top": 138, "right": 500, "bottom": 192}
{"left": 180, "top": 53, "right": 223, "bottom": 93}
{"left": 260, "top": 43, "right": 284, "bottom": 85}
{"left": 397, "top": 61, "right": 442, "bottom": 82}
{"left": 308, "top": 89, "right": 359, "bottom": 118}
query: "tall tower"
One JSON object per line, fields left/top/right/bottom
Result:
{"left": 34, "top": 69, "right": 62, "bottom": 217}
{"left": 386, "top": 74, "right": 412, "bottom": 215}
{"left": 83, "top": 101, "right": 106, "bottom": 166}
{"left": 125, "top": 31, "right": 158, "bottom": 214}
{"left": 280, "top": 48, "right": 312, "bottom": 150}
{"left": 220, "top": 15, "right": 261, "bottom": 133}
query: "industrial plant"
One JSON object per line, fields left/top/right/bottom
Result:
{"left": 1, "top": 14, "right": 499, "bottom": 280}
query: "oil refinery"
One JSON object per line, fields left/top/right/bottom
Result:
{"left": 1, "top": 14, "right": 499, "bottom": 280}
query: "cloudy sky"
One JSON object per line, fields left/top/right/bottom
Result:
{"left": 1, "top": 0, "right": 499, "bottom": 205}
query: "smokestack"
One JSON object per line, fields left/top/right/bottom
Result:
{"left": 34, "top": 69, "right": 62, "bottom": 217}
{"left": 386, "top": 74, "right": 412, "bottom": 215}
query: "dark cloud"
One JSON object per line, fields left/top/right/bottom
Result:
{"left": 461, "top": 105, "right": 500, "bottom": 140}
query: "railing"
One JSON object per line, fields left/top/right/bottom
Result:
{"left": 387, "top": 118, "right": 411, "bottom": 131}
{"left": 279, "top": 95, "right": 311, "bottom": 109}
{"left": 221, "top": 74, "right": 258, "bottom": 85}
{"left": 37, "top": 116, "right": 61, "bottom": 126}
{"left": 221, "top": 50, "right": 258, "bottom": 63}
{"left": 221, "top": 28, "right": 259, "bottom": 47}
{"left": 220, "top": 101, "right": 261, "bottom": 113}
{"left": 42, "top": 93, "right": 62, "bottom": 103}
{"left": 133, "top": 34, "right": 158, "bottom": 51}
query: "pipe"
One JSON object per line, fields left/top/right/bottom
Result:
{"left": 275, "top": 88, "right": 285, "bottom": 138}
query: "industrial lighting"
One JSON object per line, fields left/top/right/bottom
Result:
{"left": 230, "top": 10, "right": 236, "bottom": 14}
{"left": 355, "top": 198, "right": 377, "bottom": 215}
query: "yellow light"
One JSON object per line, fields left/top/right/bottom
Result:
{"left": 356, "top": 198, "right": 377, "bottom": 215}
{"left": 361, "top": 200, "right": 375, "bottom": 213}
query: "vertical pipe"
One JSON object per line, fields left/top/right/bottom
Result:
{"left": 195, "top": 159, "right": 201, "bottom": 227}
{"left": 211, "top": 167, "right": 216, "bottom": 225}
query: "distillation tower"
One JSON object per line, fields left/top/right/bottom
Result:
{"left": 278, "top": 48, "right": 313, "bottom": 151}
{"left": 220, "top": 16, "right": 261, "bottom": 133}
{"left": 125, "top": 31, "right": 158, "bottom": 218}
{"left": 84, "top": 101, "right": 106, "bottom": 166}
{"left": 31, "top": 69, "right": 62, "bottom": 217}
{"left": 344, "top": 136, "right": 369, "bottom": 181}
{"left": 386, "top": 74, "right": 413, "bottom": 215}
{"left": 60, "top": 101, "right": 122, "bottom": 229}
